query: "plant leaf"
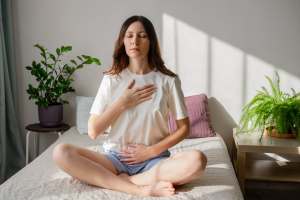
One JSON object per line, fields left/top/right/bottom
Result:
{"left": 49, "top": 53, "right": 56, "bottom": 62}
{"left": 56, "top": 48, "right": 61, "bottom": 56}
{"left": 92, "top": 57, "right": 101, "bottom": 65}
{"left": 25, "top": 66, "right": 32, "bottom": 70}
{"left": 77, "top": 56, "right": 83, "bottom": 61}
{"left": 70, "top": 59, "right": 77, "bottom": 66}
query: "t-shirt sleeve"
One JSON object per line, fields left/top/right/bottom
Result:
{"left": 168, "top": 76, "right": 188, "bottom": 120}
{"left": 90, "top": 75, "right": 110, "bottom": 115}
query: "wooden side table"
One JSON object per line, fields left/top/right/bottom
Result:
{"left": 25, "top": 123, "right": 70, "bottom": 165}
{"left": 233, "top": 128, "right": 300, "bottom": 194}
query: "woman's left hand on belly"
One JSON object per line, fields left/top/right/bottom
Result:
{"left": 119, "top": 144, "right": 155, "bottom": 165}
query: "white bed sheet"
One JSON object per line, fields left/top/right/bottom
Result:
{"left": 0, "top": 127, "right": 243, "bottom": 200}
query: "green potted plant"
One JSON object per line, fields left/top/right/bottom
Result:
{"left": 26, "top": 44, "right": 101, "bottom": 127}
{"left": 238, "top": 72, "right": 300, "bottom": 140}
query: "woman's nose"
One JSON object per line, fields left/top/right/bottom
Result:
{"left": 131, "top": 36, "right": 139, "bottom": 45}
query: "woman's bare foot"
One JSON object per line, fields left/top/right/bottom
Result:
{"left": 140, "top": 181, "right": 175, "bottom": 196}
{"left": 118, "top": 174, "right": 175, "bottom": 196}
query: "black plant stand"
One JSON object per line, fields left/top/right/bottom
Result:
{"left": 25, "top": 123, "right": 70, "bottom": 165}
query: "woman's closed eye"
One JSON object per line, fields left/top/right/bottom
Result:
{"left": 125, "top": 33, "right": 147, "bottom": 38}
{"left": 139, "top": 33, "right": 147, "bottom": 38}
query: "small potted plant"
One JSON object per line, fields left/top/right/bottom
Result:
{"left": 238, "top": 72, "right": 300, "bottom": 140}
{"left": 26, "top": 44, "right": 101, "bottom": 127}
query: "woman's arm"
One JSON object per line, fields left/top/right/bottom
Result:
{"left": 149, "top": 76, "right": 190, "bottom": 155}
{"left": 150, "top": 117, "right": 190, "bottom": 156}
{"left": 88, "top": 80, "right": 156, "bottom": 139}
{"left": 121, "top": 77, "right": 189, "bottom": 164}
{"left": 88, "top": 99, "right": 126, "bottom": 139}
{"left": 120, "top": 117, "right": 190, "bottom": 164}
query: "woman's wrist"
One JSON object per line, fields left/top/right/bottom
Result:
{"left": 115, "top": 98, "right": 128, "bottom": 112}
{"left": 147, "top": 145, "right": 160, "bottom": 158}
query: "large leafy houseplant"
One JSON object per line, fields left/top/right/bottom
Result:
{"left": 239, "top": 72, "right": 300, "bottom": 139}
{"left": 26, "top": 44, "right": 101, "bottom": 127}
{"left": 26, "top": 44, "right": 101, "bottom": 107}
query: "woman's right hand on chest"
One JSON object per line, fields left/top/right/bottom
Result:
{"left": 119, "top": 79, "right": 156, "bottom": 109}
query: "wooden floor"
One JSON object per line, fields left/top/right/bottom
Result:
{"left": 245, "top": 180, "right": 300, "bottom": 200}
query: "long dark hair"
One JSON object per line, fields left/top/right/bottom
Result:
{"left": 105, "top": 15, "right": 176, "bottom": 77}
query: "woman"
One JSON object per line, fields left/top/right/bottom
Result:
{"left": 52, "top": 15, "right": 207, "bottom": 197}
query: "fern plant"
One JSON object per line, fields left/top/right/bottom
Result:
{"left": 239, "top": 72, "right": 300, "bottom": 138}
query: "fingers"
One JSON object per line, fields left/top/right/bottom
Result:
{"left": 135, "top": 84, "right": 156, "bottom": 92}
{"left": 120, "top": 148, "right": 134, "bottom": 154}
{"left": 119, "top": 152, "right": 134, "bottom": 159}
{"left": 125, "top": 161, "right": 139, "bottom": 165}
{"left": 126, "top": 83, "right": 157, "bottom": 107}
{"left": 120, "top": 157, "right": 139, "bottom": 165}
{"left": 122, "top": 161, "right": 138, "bottom": 165}
{"left": 133, "top": 85, "right": 156, "bottom": 104}
{"left": 137, "top": 89, "right": 156, "bottom": 100}
{"left": 120, "top": 159, "right": 136, "bottom": 165}
{"left": 119, "top": 153, "right": 139, "bottom": 164}
{"left": 137, "top": 96, "right": 152, "bottom": 104}
{"left": 118, "top": 144, "right": 145, "bottom": 165}
{"left": 136, "top": 86, "right": 156, "bottom": 96}
{"left": 135, "top": 85, "right": 156, "bottom": 102}
{"left": 127, "top": 79, "right": 135, "bottom": 89}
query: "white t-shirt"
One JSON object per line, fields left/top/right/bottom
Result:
{"left": 90, "top": 68, "right": 187, "bottom": 151}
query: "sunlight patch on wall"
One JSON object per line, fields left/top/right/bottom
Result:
{"left": 210, "top": 38, "right": 244, "bottom": 122}
{"left": 162, "top": 14, "right": 208, "bottom": 97}
{"left": 162, "top": 14, "right": 176, "bottom": 71}
{"left": 176, "top": 20, "right": 209, "bottom": 97}
{"left": 162, "top": 13, "right": 300, "bottom": 123}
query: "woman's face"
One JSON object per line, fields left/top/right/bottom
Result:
{"left": 123, "top": 21, "right": 150, "bottom": 59}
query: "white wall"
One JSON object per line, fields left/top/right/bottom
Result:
{"left": 12, "top": 0, "right": 300, "bottom": 153}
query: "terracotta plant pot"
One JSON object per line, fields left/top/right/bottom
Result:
{"left": 264, "top": 126, "right": 296, "bottom": 139}
{"left": 38, "top": 103, "right": 63, "bottom": 127}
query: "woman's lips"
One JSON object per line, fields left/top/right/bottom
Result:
{"left": 130, "top": 48, "right": 139, "bottom": 51}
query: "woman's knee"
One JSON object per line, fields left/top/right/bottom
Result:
{"left": 52, "top": 143, "right": 76, "bottom": 164}
{"left": 186, "top": 150, "right": 207, "bottom": 172}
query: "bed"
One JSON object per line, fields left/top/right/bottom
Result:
{"left": 0, "top": 126, "right": 243, "bottom": 199}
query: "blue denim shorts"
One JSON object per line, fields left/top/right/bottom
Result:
{"left": 105, "top": 150, "right": 171, "bottom": 175}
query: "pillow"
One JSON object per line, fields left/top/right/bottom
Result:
{"left": 168, "top": 94, "right": 216, "bottom": 138}
{"left": 76, "top": 96, "right": 94, "bottom": 134}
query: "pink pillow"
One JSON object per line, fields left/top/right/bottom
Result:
{"left": 168, "top": 94, "right": 216, "bottom": 138}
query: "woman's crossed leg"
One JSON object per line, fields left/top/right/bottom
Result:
{"left": 52, "top": 143, "right": 176, "bottom": 196}
{"left": 120, "top": 149, "right": 207, "bottom": 186}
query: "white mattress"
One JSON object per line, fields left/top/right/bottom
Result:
{"left": 0, "top": 127, "right": 243, "bottom": 200}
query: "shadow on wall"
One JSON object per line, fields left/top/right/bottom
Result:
{"left": 208, "top": 97, "right": 237, "bottom": 156}
{"left": 162, "top": 13, "right": 300, "bottom": 124}
{"left": 66, "top": 12, "right": 300, "bottom": 138}
{"left": 159, "top": 0, "right": 300, "bottom": 78}
{"left": 15, "top": 0, "right": 300, "bottom": 135}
